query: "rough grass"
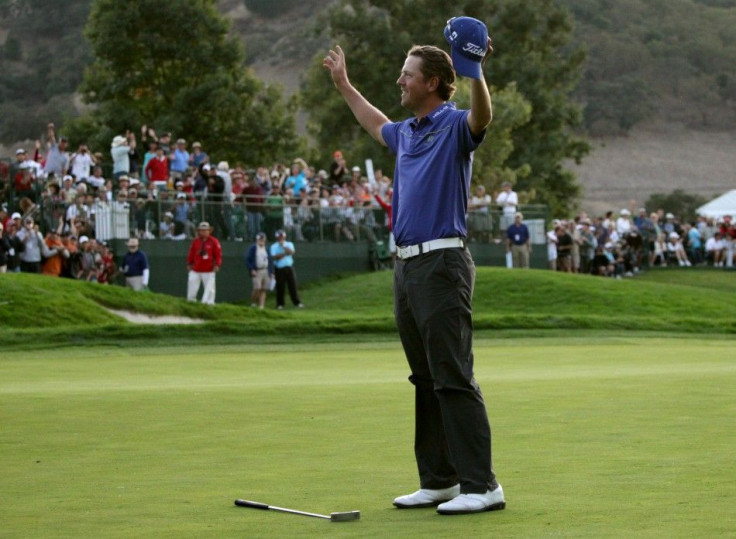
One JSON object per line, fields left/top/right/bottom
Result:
{"left": 1, "top": 267, "right": 734, "bottom": 349}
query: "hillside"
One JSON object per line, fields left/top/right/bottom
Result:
{"left": 1, "top": 268, "right": 735, "bottom": 349}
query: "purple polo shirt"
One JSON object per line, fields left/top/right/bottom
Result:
{"left": 381, "top": 102, "right": 485, "bottom": 246}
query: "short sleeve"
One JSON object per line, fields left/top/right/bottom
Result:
{"left": 381, "top": 122, "right": 400, "bottom": 154}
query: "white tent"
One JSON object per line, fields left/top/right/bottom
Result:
{"left": 696, "top": 189, "right": 736, "bottom": 220}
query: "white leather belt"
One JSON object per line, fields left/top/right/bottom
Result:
{"left": 396, "top": 237, "right": 465, "bottom": 260}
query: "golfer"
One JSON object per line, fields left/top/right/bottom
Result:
{"left": 324, "top": 17, "right": 504, "bottom": 515}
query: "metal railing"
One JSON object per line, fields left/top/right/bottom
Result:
{"left": 10, "top": 188, "right": 548, "bottom": 245}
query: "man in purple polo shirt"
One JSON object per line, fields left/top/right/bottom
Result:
{"left": 324, "top": 17, "right": 504, "bottom": 515}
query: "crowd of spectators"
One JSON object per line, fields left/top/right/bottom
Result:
{"left": 1, "top": 122, "right": 734, "bottom": 281}
{"left": 538, "top": 208, "right": 735, "bottom": 278}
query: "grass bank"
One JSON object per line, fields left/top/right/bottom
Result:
{"left": 1, "top": 268, "right": 734, "bottom": 349}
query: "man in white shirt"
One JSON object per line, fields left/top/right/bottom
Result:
{"left": 495, "top": 181, "right": 518, "bottom": 233}
{"left": 69, "top": 145, "right": 95, "bottom": 182}
{"left": 705, "top": 232, "right": 725, "bottom": 267}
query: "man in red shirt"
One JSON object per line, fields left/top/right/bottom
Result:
{"left": 186, "top": 221, "right": 222, "bottom": 304}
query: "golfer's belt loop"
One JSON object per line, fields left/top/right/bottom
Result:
{"left": 396, "top": 237, "right": 465, "bottom": 260}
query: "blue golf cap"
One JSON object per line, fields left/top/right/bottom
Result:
{"left": 444, "top": 16, "right": 488, "bottom": 80}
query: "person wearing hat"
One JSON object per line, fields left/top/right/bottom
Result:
{"left": 616, "top": 208, "right": 632, "bottom": 237}
{"left": 16, "top": 216, "right": 59, "bottom": 274}
{"left": 186, "top": 221, "right": 222, "bottom": 304}
{"left": 119, "top": 238, "right": 150, "bottom": 291}
{"left": 43, "top": 123, "right": 69, "bottom": 179}
{"left": 324, "top": 17, "right": 504, "bottom": 514}
{"left": 245, "top": 232, "right": 274, "bottom": 309}
{"left": 269, "top": 229, "right": 303, "bottom": 309}
{"left": 11, "top": 148, "right": 41, "bottom": 202}
{"left": 189, "top": 141, "right": 209, "bottom": 168}
{"left": 111, "top": 131, "right": 136, "bottom": 181}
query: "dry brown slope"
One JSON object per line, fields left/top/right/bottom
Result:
{"left": 572, "top": 122, "right": 735, "bottom": 216}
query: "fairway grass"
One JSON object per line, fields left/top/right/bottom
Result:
{"left": 2, "top": 337, "right": 734, "bottom": 538}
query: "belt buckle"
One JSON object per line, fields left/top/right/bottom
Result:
{"left": 398, "top": 245, "right": 417, "bottom": 260}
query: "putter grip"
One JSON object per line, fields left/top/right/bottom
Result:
{"left": 235, "top": 499, "right": 269, "bottom": 510}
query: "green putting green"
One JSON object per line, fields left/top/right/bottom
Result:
{"left": 2, "top": 337, "right": 734, "bottom": 537}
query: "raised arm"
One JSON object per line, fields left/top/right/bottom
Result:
{"left": 323, "top": 46, "right": 389, "bottom": 146}
{"left": 466, "top": 37, "right": 494, "bottom": 136}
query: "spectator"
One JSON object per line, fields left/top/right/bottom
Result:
{"left": 569, "top": 219, "right": 581, "bottom": 273}
{"left": 546, "top": 223, "right": 559, "bottom": 271}
{"left": 4, "top": 216, "right": 23, "bottom": 272}
{"left": 16, "top": 216, "right": 58, "bottom": 273}
{"left": 506, "top": 212, "right": 531, "bottom": 268}
{"left": 41, "top": 224, "right": 69, "bottom": 276}
{"left": 43, "top": 123, "right": 70, "bottom": 179}
{"left": 667, "top": 232, "right": 691, "bottom": 266}
{"left": 12, "top": 148, "right": 42, "bottom": 201}
{"left": 578, "top": 219, "right": 597, "bottom": 274}
{"left": 241, "top": 173, "right": 265, "bottom": 241}
{"left": 87, "top": 166, "right": 106, "bottom": 190}
{"left": 170, "top": 139, "right": 189, "bottom": 181}
{"left": 623, "top": 226, "right": 644, "bottom": 273}
{"left": 662, "top": 212, "right": 677, "bottom": 236}
{"left": 616, "top": 209, "right": 632, "bottom": 236}
{"left": 495, "top": 181, "right": 518, "bottom": 234}
{"left": 189, "top": 141, "right": 209, "bottom": 168}
{"left": 0, "top": 222, "right": 11, "bottom": 273}
{"left": 120, "top": 238, "right": 150, "bottom": 291}
{"left": 705, "top": 232, "right": 726, "bottom": 267}
{"left": 719, "top": 216, "right": 735, "bottom": 267}
{"left": 245, "top": 232, "right": 274, "bottom": 309}
{"left": 111, "top": 132, "right": 136, "bottom": 181}
{"left": 159, "top": 211, "right": 175, "bottom": 239}
{"left": 141, "top": 138, "right": 158, "bottom": 186}
{"left": 186, "top": 221, "right": 222, "bottom": 304}
{"left": 69, "top": 144, "right": 94, "bottom": 183}
{"left": 684, "top": 223, "right": 703, "bottom": 265}
{"left": 144, "top": 145, "right": 169, "bottom": 192}
{"left": 468, "top": 185, "right": 492, "bottom": 243}
{"left": 270, "top": 229, "right": 303, "bottom": 309}
{"left": 375, "top": 189, "right": 395, "bottom": 259}
{"left": 173, "top": 192, "right": 195, "bottom": 238}
{"left": 284, "top": 159, "right": 309, "bottom": 197}
{"left": 329, "top": 150, "right": 348, "bottom": 187}
{"left": 590, "top": 245, "right": 612, "bottom": 276}
{"left": 254, "top": 166, "right": 273, "bottom": 196}
{"left": 556, "top": 223, "right": 573, "bottom": 272}
{"left": 76, "top": 236, "right": 100, "bottom": 281}
{"left": 263, "top": 184, "right": 284, "bottom": 239}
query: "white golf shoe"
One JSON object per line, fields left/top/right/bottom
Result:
{"left": 393, "top": 485, "right": 461, "bottom": 509}
{"left": 436, "top": 484, "right": 506, "bottom": 515}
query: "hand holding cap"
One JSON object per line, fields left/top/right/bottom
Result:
{"left": 444, "top": 16, "right": 490, "bottom": 80}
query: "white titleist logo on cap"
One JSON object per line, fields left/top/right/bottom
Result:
{"left": 463, "top": 42, "right": 485, "bottom": 57}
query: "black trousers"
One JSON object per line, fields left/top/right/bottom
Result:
{"left": 274, "top": 266, "right": 301, "bottom": 307}
{"left": 394, "top": 248, "right": 496, "bottom": 494}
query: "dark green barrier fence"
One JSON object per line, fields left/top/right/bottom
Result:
{"left": 109, "top": 239, "right": 547, "bottom": 303}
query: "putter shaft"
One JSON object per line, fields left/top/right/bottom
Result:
{"left": 234, "top": 499, "right": 359, "bottom": 522}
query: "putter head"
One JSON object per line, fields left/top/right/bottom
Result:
{"left": 329, "top": 510, "right": 360, "bottom": 522}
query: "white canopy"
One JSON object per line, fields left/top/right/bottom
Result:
{"left": 696, "top": 189, "right": 736, "bottom": 220}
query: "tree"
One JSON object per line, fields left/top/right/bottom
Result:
{"left": 72, "top": 0, "right": 301, "bottom": 165}
{"left": 645, "top": 189, "right": 708, "bottom": 223}
{"left": 302, "top": 0, "right": 589, "bottom": 215}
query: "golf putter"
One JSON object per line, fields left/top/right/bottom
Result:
{"left": 234, "top": 499, "right": 360, "bottom": 522}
